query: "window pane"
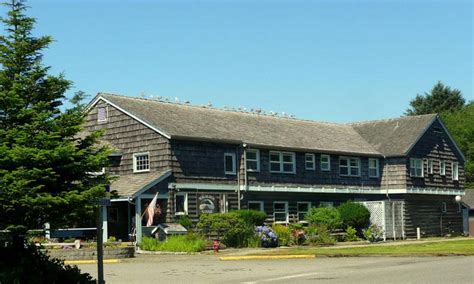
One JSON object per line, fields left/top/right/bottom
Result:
{"left": 98, "top": 107, "right": 107, "bottom": 121}
{"left": 349, "top": 159, "right": 358, "bottom": 167}
{"left": 340, "top": 167, "right": 348, "bottom": 175}
{"left": 246, "top": 151, "right": 256, "bottom": 160}
{"left": 283, "top": 163, "right": 293, "bottom": 172}
{"left": 135, "top": 154, "right": 149, "bottom": 171}
{"left": 274, "top": 203, "right": 286, "bottom": 211}
{"left": 274, "top": 212, "right": 287, "bottom": 222}
{"left": 225, "top": 155, "right": 234, "bottom": 172}
{"left": 176, "top": 195, "right": 185, "bottom": 213}
{"left": 247, "top": 161, "right": 257, "bottom": 171}
{"left": 321, "top": 155, "right": 329, "bottom": 163}
{"left": 297, "top": 203, "right": 309, "bottom": 211}
{"left": 350, "top": 167, "right": 359, "bottom": 176}
{"left": 305, "top": 155, "right": 313, "bottom": 162}
{"left": 340, "top": 159, "right": 348, "bottom": 166}
{"left": 270, "top": 162, "right": 280, "bottom": 172}
{"left": 306, "top": 161, "right": 314, "bottom": 169}
{"left": 282, "top": 154, "right": 293, "bottom": 163}
{"left": 270, "top": 153, "right": 280, "bottom": 162}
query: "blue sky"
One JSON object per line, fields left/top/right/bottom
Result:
{"left": 18, "top": 0, "right": 474, "bottom": 122}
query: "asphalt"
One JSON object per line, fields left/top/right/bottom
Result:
{"left": 77, "top": 254, "right": 474, "bottom": 284}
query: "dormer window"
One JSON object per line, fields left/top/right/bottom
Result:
{"left": 133, "top": 152, "right": 150, "bottom": 173}
{"left": 98, "top": 106, "right": 108, "bottom": 122}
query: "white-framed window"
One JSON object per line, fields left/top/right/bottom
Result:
{"left": 97, "top": 106, "right": 108, "bottom": 122}
{"left": 441, "top": 202, "right": 447, "bottom": 213}
{"left": 368, "top": 158, "right": 379, "bottom": 178}
{"left": 297, "top": 202, "right": 311, "bottom": 222}
{"left": 273, "top": 202, "right": 288, "bottom": 223}
{"left": 452, "top": 162, "right": 459, "bottom": 181}
{"left": 427, "top": 159, "right": 434, "bottom": 174}
{"left": 224, "top": 153, "right": 236, "bottom": 175}
{"left": 305, "top": 154, "right": 315, "bottom": 170}
{"left": 320, "top": 154, "right": 331, "bottom": 171}
{"left": 175, "top": 193, "right": 188, "bottom": 215}
{"left": 440, "top": 161, "right": 446, "bottom": 176}
{"left": 133, "top": 152, "right": 150, "bottom": 173}
{"left": 319, "top": 201, "right": 334, "bottom": 208}
{"left": 246, "top": 149, "right": 260, "bottom": 172}
{"left": 410, "top": 158, "right": 423, "bottom": 177}
{"left": 248, "top": 201, "right": 264, "bottom": 212}
{"left": 339, "top": 157, "right": 360, "bottom": 176}
{"left": 270, "top": 151, "right": 296, "bottom": 174}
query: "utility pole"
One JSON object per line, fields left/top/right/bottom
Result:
{"left": 97, "top": 184, "right": 110, "bottom": 284}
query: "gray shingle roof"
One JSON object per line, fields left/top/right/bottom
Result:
{"left": 92, "top": 93, "right": 438, "bottom": 157}
{"left": 99, "top": 93, "right": 380, "bottom": 156}
{"left": 111, "top": 170, "right": 171, "bottom": 198}
{"left": 351, "top": 114, "right": 437, "bottom": 157}
{"left": 462, "top": 189, "right": 474, "bottom": 208}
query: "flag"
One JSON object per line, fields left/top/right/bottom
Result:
{"left": 146, "top": 193, "right": 159, "bottom": 227}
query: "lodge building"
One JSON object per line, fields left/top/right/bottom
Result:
{"left": 84, "top": 93, "right": 466, "bottom": 242}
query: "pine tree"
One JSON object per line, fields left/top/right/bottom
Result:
{"left": 0, "top": 0, "right": 110, "bottom": 240}
{"left": 405, "top": 81, "right": 466, "bottom": 116}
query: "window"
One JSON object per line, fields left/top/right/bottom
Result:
{"left": 440, "top": 161, "right": 446, "bottom": 176}
{"left": 320, "top": 154, "right": 331, "bottom": 171}
{"left": 305, "top": 154, "right": 315, "bottom": 170}
{"left": 452, "top": 162, "right": 459, "bottom": 181}
{"left": 368, "top": 158, "right": 379, "bottom": 178}
{"left": 175, "top": 193, "right": 188, "bottom": 215}
{"left": 273, "top": 202, "right": 288, "bottom": 223}
{"left": 224, "top": 153, "right": 236, "bottom": 175}
{"left": 441, "top": 202, "right": 447, "bottom": 213}
{"left": 133, "top": 152, "right": 150, "bottom": 173}
{"left": 427, "top": 159, "right": 434, "bottom": 174}
{"left": 246, "top": 149, "right": 260, "bottom": 172}
{"left": 410, "top": 158, "right": 423, "bottom": 177}
{"left": 339, "top": 157, "right": 360, "bottom": 176}
{"left": 248, "top": 201, "right": 264, "bottom": 212}
{"left": 297, "top": 202, "right": 311, "bottom": 222}
{"left": 270, "top": 151, "right": 295, "bottom": 174}
{"left": 97, "top": 106, "right": 108, "bottom": 122}
{"left": 319, "top": 201, "right": 334, "bottom": 208}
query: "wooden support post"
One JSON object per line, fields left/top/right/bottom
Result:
{"left": 135, "top": 196, "right": 142, "bottom": 244}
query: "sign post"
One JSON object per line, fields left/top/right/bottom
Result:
{"left": 97, "top": 184, "right": 110, "bottom": 284}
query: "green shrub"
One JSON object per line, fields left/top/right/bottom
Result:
{"left": 305, "top": 224, "right": 335, "bottom": 245}
{"left": 197, "top": 213, "right": 254, "bottom": 247}
{"left": 345, "top": 226, "right": 359, "bottom": 241}
{"left": 272, "top": 224, "right": 291, "bottom": 246}
{"left": 177, "top": 215, "right": 194, "bottom": 229}
{"left": 305, "top": 207, "right": 342, "bottom": 231}
{"left": 363, "top": 224, "right": 383, "bottom": 243}
{"left": 140, "top": 234, "right": 206, "bottom": 252}
{"left": 229, "top": 210, "right": 267, "bottom": 226}
{"left": 338, "top": 202, "right": 370, "bottom": 233}
{"left": 0, "top": 244, "right": 94, "bottom": 283}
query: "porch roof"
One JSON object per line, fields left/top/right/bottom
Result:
{"left": 110, "top": 170, "right": 172, "bottom": 198}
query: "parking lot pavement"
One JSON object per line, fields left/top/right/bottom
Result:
{"left": 77, "top": 254, "right": 474, "bottom": 284}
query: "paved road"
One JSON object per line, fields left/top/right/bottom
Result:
{"left": 78, "top": 254, "right": 474, "bottom": 284}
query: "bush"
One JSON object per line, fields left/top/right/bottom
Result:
{"left": 197, "top": 213, "right": 254, "bottom": 247}
{"left": 140, "top": 234, "right": 207, "bottom": 252}
{"left": 272, "top": 224, "right": 291, "bottom": 246}
{"left": 177, "top": 215, "right": 194, "bottom": 229}
{"left": 229, "top": 210, "right": 267, "bottom": 226}
{"left": 345, "top": 226, "right": 359, "bottom": 241}
{"left": 289, "top": 223, "right": 306, "bottom": 245}
{"left": 255, "top": 226, "right": 278, "bottom": 248}
{"left": 0, "top": 244, "right": 94, "bottom": 283}
{"left": 305, "top": 225, "right": 335, "bottom": 245}
{"left": 338, "top": 202, "right": 370, "bottom": 233}
{"left": 305, "top": 207, "right": 342, "bottom": 231}
{"left": 363, "top": 224, "right": 383, "bottom": 243}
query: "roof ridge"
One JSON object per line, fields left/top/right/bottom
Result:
{"left": 98, "top": 92, "right": 348, "bottom": 127}
{"left": 349, "top": 113, "right": 438, "bottom": 126}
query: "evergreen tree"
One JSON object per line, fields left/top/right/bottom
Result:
{"left": 405, "top": 81, "right": 465, "bottom": 115}
{"left": 0, "top": 0, "right": 110, "bottom": 240}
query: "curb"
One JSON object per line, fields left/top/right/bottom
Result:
{"left": 64, "top": 259, "right": 121, "bottom": 265}
{"left": 220, "top": 255, "right": 315, "bottom": 261}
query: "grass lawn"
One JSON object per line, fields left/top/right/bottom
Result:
{"left": 253, "top": 239, "right": 474, "bottom": 256}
